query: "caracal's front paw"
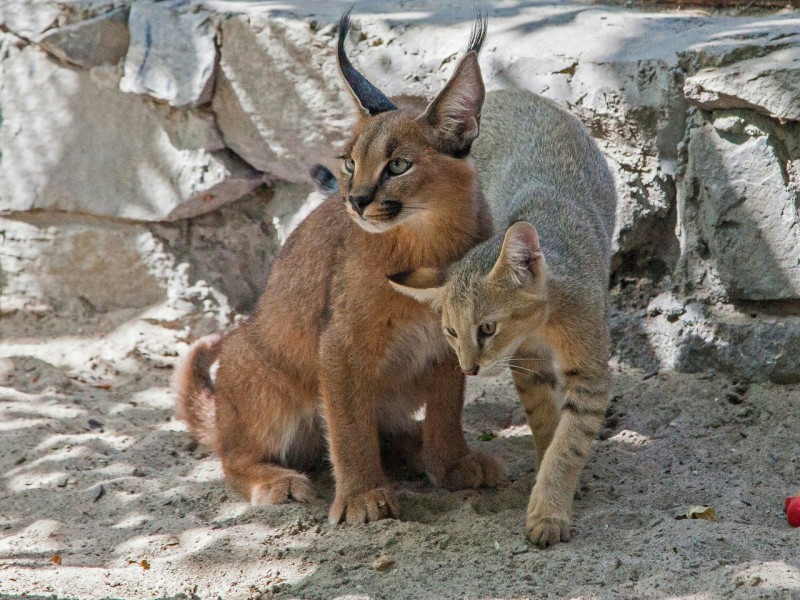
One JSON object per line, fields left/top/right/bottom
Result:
{"left": 435, "top": 451, "right": 505, "bottom": 490}
{"left": 525, "top": 503, "right": 571, "bottom": 548}
{"left": 329, "top": 486, "right": 399, "bottom": 525}
{"left": 249, "top": 473, "right": 313, "bottom": 506}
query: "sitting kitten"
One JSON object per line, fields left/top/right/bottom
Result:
{"left": 174, "top": 13, "right": 502, "bottom": 524}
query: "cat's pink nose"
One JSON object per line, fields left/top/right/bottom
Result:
{"left": 462, "top": 366, "right": 479, "bottom": 376}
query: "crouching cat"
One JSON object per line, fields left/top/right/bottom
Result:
{"left": 174, "top": 13, "right": 503, "bottom": 525}
{"left": 391, "top": 89, "right": 617, "bottom": 546}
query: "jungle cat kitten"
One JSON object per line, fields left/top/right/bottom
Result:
{"left": 391, "top": 89, "right": 617, "bottom": 546}
{"left": 174, "top": 14, "right": 503, "bottom": 525}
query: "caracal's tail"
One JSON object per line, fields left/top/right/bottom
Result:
{"left": 173, "top": 333, "right": 223, "bottom": 448}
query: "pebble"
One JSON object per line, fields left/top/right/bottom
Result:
{"left": 372, "top": 554, "right": 395, "bottom": 571}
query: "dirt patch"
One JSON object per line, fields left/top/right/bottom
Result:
{"left": 1, "top": 310, "right": 798, "bottom": 599}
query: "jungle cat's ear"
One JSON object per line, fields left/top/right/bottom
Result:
{"left": 309, "top": 164, "right": 339, "bottom": 196}
{"left": 418, "top": 14, "right": 487, "bottom": 157}
{"left": 387, "top": 268, "right": 446, "bottom": 311}
{"left": 337, "top": 10, "right": 397, "bottom": 117}
{"left": 490, "top": 222, "right": 544, "bottom": 287}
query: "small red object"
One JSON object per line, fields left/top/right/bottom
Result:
{"left": 786, "top": 496, "right": 800, "bottom": 528}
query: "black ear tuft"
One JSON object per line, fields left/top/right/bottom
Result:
{"left": 337, "top": 10, "right": 397, "bottom": 116}
{"left": 467, "top": 9, "right": 488, "bottom": 55}
{"left": 310, "top": 164, "right": 339, "bottom": 196}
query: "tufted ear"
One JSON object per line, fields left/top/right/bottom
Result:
{"left": 417, "top": 13, "right": 487, "bottom": 157}
{"left": 489, "top": 222, "right": 544, "bottom": 287}
{"left": 337, "top": 10, "right": 397, "bottom": 117}
{"left": 387, "top": 267, "right": 446, "bottom": 311}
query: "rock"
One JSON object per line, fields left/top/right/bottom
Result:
{"left": 0, "top": 0, "right": 62, "bottom": 39}
{"left": 372, "top": 554, "right": 395, "bottom": 571}
{"left": 212, "top": 15, "right": 351, "bottom": 182}
{"left": 684, "top": 113, "right": 800, "bottom": 301}
{"left": 684, "top": 47, "right": 800, "bottom": 123}
{"left": 0, "top": 43, "right": 263, "bottom": 220}
{"left": 120, "top": 1, "right": 217, "bottom": 108}
{"left": 36, "top": 6, "right": 129, "bottom": 68}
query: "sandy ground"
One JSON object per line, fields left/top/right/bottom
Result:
{"left": 0, "top": 307, "right": 799, "bottom": 600}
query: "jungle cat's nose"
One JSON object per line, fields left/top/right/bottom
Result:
{"left": 462, "top": 366, "right": 479, "bottom": 376}
{"left": 349, "top": 195, "right": 372, "bottom": 215}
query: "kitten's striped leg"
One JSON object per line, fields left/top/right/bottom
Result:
{"left": 524, "top": 344, "right": 610, "bottom": 547}
{"left": 509, "top": 352, "right": 559, "bottom": 465}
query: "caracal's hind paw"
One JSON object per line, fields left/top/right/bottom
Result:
{"left": 249, "top": 473, "right": 313, "bottom": 505}
{"left": 438, "top": 451, "right": 506, "bottom": 490}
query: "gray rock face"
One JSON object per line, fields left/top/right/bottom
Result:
{"left": 1, "top": 0, "right": 800, "bottom": 383}
{"left": 36, "top": 6, "right": 129, "bottom": 68}
{"left": 686, "top": 114, "right": 800, "bottom": 301}
{"left": 212, "top": 15, "right": 352, "bottom": 183}
{"left": 120, "top": 1, "right": 217, "bottom": 108}
{"left": 685, "top": 47, "right": 800, "bottom": 123}
{"left": 0, "top": 43, "right": 262, "bottom": 220}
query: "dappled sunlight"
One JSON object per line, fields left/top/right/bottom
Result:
{"left": 183, "top": 459, "right": 225, "bottom": 484}
{"left": 212, "top": 501, "right": 251, "bottom": 523}
{"left": 33, "top": 432, "right": 134, "bottom": 453}
{"left": 0, "top": 519, "right": 62, "bottom": 557}
{"left": 733, "top": 561, "right": 800, "bottom": 591}
{"left": 111, "top": 513, "right": 153, "bottom": 530}
{"left": 497, "top": 424, "right": 532, "bottom": 438}
{"left": 608, "top": 428, "right": 650, "bottom": 447}
{"left": 128, "top": 386, "right": 174, "bottom": 410}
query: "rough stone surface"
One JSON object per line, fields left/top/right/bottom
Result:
{"left": 1, "top": 1, "right": 800, "bottom": 382}
{"left": 120, "top": 1, "right": 217, "bottom": 108}
{"left": 685, "top": 47, "right": 800, "bottom": 122}
{"left": 685, "top": 114, "right": 800, "bottom": 301}
{"left": 212, "top": 15, "right": 352, "bottom": 182}
{"left": 36, "top": 6, "right": 129, "bottom": 68}
{"left": 0, "top": 43, "right": 262, "bottom": 220}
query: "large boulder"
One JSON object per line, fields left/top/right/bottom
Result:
{"left": 120, "top": 1, "right": 217, "bottom": 108}
{"left": 0, "top": 43, "right": 262, "bottom": 220}
{"left": 685, "top": 113, "right": 800, "bottom": 301}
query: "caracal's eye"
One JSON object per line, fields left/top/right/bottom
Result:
{"left": 341, "top": 157, "right": 355, "bottom": 175}
{"left": 387, "top": 158, "right": 412, "bottom": 175}
{"left": 479, "top": 321, "right": 496, "bottom": 337}
{"left": 445, "top": 326, "right": 458, "bottom": 338}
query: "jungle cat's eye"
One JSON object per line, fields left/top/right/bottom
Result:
{"left": 341, "top": 157, "right": 355, "bottom": 175}
{"left": 387, "top": 158, "right": 412, "bottom": 175}
{"left": 445, "top": 327, "right": 458, "bottom": 338}
{"left": 479, "top": 321, "right": 496, "bottom": 337}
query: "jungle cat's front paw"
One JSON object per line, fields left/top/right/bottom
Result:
{"left": 525, "top": 500, "right": 571, "bottom": 547}
{"left": 430, "top": 451, "right": 505, "bottom": 490}
{"left": 328, "top": 486, "right": 399, "bottom": 525}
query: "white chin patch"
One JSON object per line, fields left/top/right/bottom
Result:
{"left": 354, "top": 217, "right": 398, "bottom": 233}
{"left": 478, "top": 362, "right": 504, "bottom": 378}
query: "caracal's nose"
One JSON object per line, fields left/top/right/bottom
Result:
{"left": 462, "top": 366, "right": 479, "bottom": 376}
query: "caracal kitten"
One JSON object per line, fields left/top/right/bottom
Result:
{"left": 174, "top": 14, "right": 503, "bottom": 524}
{"left": 391, "top": 89, "right": 617, "bottom": 546}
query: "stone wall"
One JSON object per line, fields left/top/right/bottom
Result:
{"left": 1, "top": 1, "right": 799, "bottom": 381}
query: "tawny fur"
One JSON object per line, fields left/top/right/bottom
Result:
{"left": 175, "top": 14, "right": 503, "bottom": 524}
{"left": 391, "top": 89, "right": 617, "bottom": 546}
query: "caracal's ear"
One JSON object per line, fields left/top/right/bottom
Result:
{"left": 418, "top": 13, "right": 487, "bottom": 156}
{"left": 337, "top": 10, "right": 397, "bottom": 117}
{"left": 387, "top": 267, "right": 447, "bottom": 311}
{"left": 489, "top": 222, "right": 545, "bottom": 287}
